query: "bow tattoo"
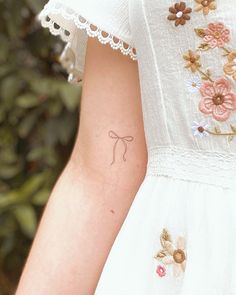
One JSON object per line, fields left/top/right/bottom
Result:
{"left": 108, "top": 130, "right": 134, "bottom": 165}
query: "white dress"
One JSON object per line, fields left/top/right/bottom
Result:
{"left": 39, "top": 1, "right": 236, "bottom": 294}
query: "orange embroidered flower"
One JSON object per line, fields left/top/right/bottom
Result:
{"left": 203, "top": 22, "right": 230, "bottom": 48}
{"left": 199, "top": 77, "right": 236, "bottom": 122}
{"left": 167, "top": 2, "right": 192, "bottom": 26}
{"left": 194, "top": 0, "right": 217, "bottom": 15}
{"left": 183, "top": 50, "right": 201, "bottom": 72}
{"left": 224, "top": 51, "right": 236, "bottom": 81}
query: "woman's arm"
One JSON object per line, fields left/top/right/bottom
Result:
{"left": 15, "top": 37, "right": 147, "bottom": 295}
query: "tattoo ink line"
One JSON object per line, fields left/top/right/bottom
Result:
{"left": 108, "top": 130, "right": 134, "bottom": 165}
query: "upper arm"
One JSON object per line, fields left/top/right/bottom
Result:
{"left": 70, "top": 37, "right": 147, "bottom": 185}
{"left": 39, "top": 0, "right": 147, "bottom": 186}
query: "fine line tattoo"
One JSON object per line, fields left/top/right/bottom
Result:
{"left": 108, "top": 130, "right": 134, "bottom": 165}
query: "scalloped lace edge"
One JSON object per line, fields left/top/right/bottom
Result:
{"left": 38, "top": 2, "right": 137, "bottom": 83}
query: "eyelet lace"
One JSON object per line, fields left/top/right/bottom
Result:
{"left": 38, "top": 2, "right": 137, "bottom": 83}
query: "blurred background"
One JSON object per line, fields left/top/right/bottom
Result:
{"left": 0, "top": 0, "right": 82, "bottom": 293}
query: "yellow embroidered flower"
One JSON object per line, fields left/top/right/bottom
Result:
{"left": 183, "top": 50, "right": 201, "bottom": 72}
{"left": 154, "top": 229, "right": 187, "bottom": 277}
{"left": 224, "top": 51, "right": 236, "bottom": 81}
{"left": 194, "top": 0, "right": 217, "bottom": 15}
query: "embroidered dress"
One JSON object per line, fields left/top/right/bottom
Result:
{"left": 38, "top": 1, "right": 236, "bottom": 294}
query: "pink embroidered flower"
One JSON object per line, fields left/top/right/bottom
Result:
{"left": 199, "top": 77, "right": 236, "bottom": 122}
{"left": 154, "top": 229, "right": 187, "bottom": 277}
{"left": 203, "top": 22, "right": 230, "bottom": 48}
{"left": 156, "top": 265, "right": 166, "bottom": 277}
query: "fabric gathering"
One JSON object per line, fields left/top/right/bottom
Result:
{"left": 38, "top": 0, "right": 236, "bottom": 294}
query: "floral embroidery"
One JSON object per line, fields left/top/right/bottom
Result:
{"left": 192, "top": 120, "right": 236, "bottom": 141}
{"left": 183, "top": 50, "right": 201, "bottom": 73}
{"left": 167, "top": 2, "right": 192, "bottom": 26}
{"left": 156, "top": 265, "right": 166, "bottom": 277}
{"left": 186, "top": 75, "right": 202, "bottom": 93}
{"left": 154, "top": 229, "right": 187, "bottom": 277}
{"left": 199, "top": 77, "right": 236, "bottom": 122}
{"left": 194, "top": 0, "right": 217, "bottom": 15}
{"left": 183, "top": 49, "right": 213, "bottom": 81}
{"left": 167, "top": 1, "right": 217, "bottom": 27}
{"left": 191, "top": 120, "right": 210, "bottom": 137}
{"left": 195, "top": 22, "right": 230, "bottom": 49}
{"left": 224, "top": 51, "right": 236, "bottom": 81}
{"left": 183, "top": 20, "right": 236, "bottom": 142}
{"left": 195, "top": 22, "right": 236, "bottom": 82}
{"left": 204, "top": 22, "right": 230, "bottom": 48}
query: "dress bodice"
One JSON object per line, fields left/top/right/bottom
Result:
{"left": 130, "top": 0, "right": 236, "bottom": 154}
{"left": 39, "top": 0, "right": 236, "bottom": 189}
{"left": 36, "top": 5, "right": 236, "bottom": 293}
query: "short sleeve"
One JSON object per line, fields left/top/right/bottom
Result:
{"left": 38, "top": 0, "right": 137, "bottom": 84}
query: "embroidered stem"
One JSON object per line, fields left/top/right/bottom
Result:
{"left": 222, "top": 47, "right": 231, "bottom": 55}
{"left": 197, "top": 68, "right": 214, "bottom": 82}
{"left": 207, "top": 130, "right": 236, "bottom": 136}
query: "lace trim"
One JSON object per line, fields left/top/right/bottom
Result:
{"left": 146, "top": 145, "right": 236, "bottom": 190}
{"left": 38, "top": 2, "right": 137, "bottom": 67}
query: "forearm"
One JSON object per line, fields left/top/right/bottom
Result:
{"left": 15, "top": 158, "right": 145, "bottom": 295}
{"left": 16, "top": 35, "right": 147, "bottom": 295}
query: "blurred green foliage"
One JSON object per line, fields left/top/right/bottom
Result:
{"left": 0, "top": 0, "right": 81, "bottom": 293}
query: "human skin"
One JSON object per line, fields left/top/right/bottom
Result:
{"left": 15, "top": 37, "right": 147, "bottom": 295}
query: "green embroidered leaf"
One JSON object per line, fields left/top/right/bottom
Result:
{"left": 214, "top": 126, "right": 222, "bottom": 134}
{"left": 201, "top": 75, "right": 209, "bottom": 81}
{"left": 194, "top": 28, "right": 206, "bottom": 38}
{"left": 230, "top": 124, "right": 236, "bottom": 133}
{"left": 161, "top": 229, "right": 172, "bottom": 242}
{"left": 206, "top": 69, "right": 212, "bottom": 77}
{"left": 222, "top": 52, "right": 230, "bottom": 57}
{"left": 154, "top": 250, "right": 166, "bottom": 260}
{"left": 222, "top": 48, "right": 231, "bottom": 57}
{"left": 228, "top": 135, "right": 234, "bottom": 143}
{"left": 198, "top": 43, "right": 211, "bottom": 51}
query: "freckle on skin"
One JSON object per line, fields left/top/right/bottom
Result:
{"left": 110, "top": 209, "right": 115, "bottom": 214}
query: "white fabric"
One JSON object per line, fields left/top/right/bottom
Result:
{"left": 38, "top": 0, "right": 136, "bottom": 83}
{"left": 39, "top": 0, "right": 236, "bottom": 294}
